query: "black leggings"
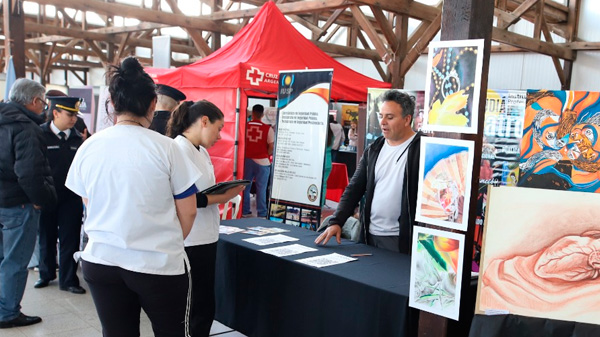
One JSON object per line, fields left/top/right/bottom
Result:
{"left": 82, "top": 260, "right": 189, "bottom": 337}
{"left": 185, "top": 242, "right": 217, "bottom": 337}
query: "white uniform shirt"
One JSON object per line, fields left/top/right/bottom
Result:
{"left": 174, "top": 135, "right": 221, "bottom": 246}
{"left": 369, "top": 134, "right": 415, "bottom": 236}
{"left": 65, "top": 125, "right": 201, "bottom": 275}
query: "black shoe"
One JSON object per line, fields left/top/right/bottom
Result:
{"left": 33, "top": 279, "right": 51, "bottom": 288}
{"left": 60, "top": 286, "right": 86, "bottom": 294}
{"left": 0, "top": 313, "right": 42, "bottom": 328}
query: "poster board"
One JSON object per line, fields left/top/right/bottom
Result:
{"left": 269, "top": 69, "right": 333, "bottom": 230}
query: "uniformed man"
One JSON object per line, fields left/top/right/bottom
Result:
{"left": 149, "top": 84, "right": 186, "bottom": 135}
{"left": 34, "top": 96, "right": 86, "bottom": 294}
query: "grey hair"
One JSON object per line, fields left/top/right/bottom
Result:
{"left": 9, "top": 78, "right": 46, "bottom": 105}
{"left": 382, "top": 89, "right": 415, "bottom": 120}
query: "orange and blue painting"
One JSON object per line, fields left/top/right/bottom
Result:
{"left": 519, "top": 90, "right": 600, "bottom": 192}
{"left": 409, "top": 226, "right": 464, "bottom": 321}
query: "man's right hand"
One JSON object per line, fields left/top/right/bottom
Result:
{"left": 315, "top": 225, "right": 342, "bottom": 246}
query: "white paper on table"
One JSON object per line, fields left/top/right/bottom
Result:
{"left": 260, "top": 244, "right": 318, "bottom": 257}
{"left": 219, "top": 225, "right": 245, "bottom": 235}
{"left": 247, "top": 226, "right": 290, "bottom": 234}
{"left": 243, "top": 234, "right": 299, "bottom": 246}
{"left": 295, "top": 253, "right": 357, "bottom": 268}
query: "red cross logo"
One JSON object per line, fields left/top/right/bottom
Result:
{"left": 246, "top": 67, "right": 264, "bottom": 86}
{"left": 247, "top": 125, "right": 263, "bottom": 142}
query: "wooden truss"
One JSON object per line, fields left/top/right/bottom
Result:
{"left": 0, "top": 0, "right": 588, "bottom": 88}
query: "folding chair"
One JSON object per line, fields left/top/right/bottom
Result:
{"left": 222, "top": 195, "right": 242, "bottom": 220}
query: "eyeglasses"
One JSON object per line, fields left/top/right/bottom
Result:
{"left": 37, "top": 97, "right": 49, "bottom": 110}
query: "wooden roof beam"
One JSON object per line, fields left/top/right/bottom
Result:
{"left": 33, "top": 0, "right": 239, "bottom": 35}
{"left": 209, "top": 0, "right": 349, "bottom": 21}
{"left": 492, "top": 26, "right": 574, "bottom": 60}
{"left": 350, "top": 5, "right": 392, "bottom": 64}
{"left": 498, "top": 0, "right": 540, "bottom": 30}
{"left": 163, "top": 0, "right": 212, "bottom": 57}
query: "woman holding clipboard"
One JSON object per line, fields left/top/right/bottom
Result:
{"left": 167, "top": 100, "right": 245, "bottom": 337}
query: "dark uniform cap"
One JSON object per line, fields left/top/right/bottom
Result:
{"left": 48, "top": 96, "right": 83, "bottom": 113}
{"left": 157, "top": 84, "right": 186, "bottom": 102}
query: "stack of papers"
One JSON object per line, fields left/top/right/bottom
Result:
{"left": 243, "top": 234, "right": 299, "bottom": 246}
{"left": 260, "top": 244, "right": 317, "bottom": 257}
{"left": 243, "top": 226, "right": 290, "bottom": 236}
{"left": 295, "top": 253, "right": 357, "bottom": 268}
{"left": 219, "top": 225, "right": 245, "bottom": 235}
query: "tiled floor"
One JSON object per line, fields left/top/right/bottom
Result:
{"left": 6, "top": 269, "right": 246, "bottom": 337}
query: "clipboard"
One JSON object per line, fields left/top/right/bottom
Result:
{"left": 200, "top": 180, "right": 251, "bottom": 195}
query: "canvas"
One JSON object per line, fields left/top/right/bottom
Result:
{"left": 476, "top": 186, "right": 600, "bottom": 325}
{"left": 409, "top": 226, "right": 465, "bottom": 321}
{"left": 423, "top": 39, "right": 485, "bottom": 134}
{"left": 518, "top": 90, "right": 600, "bottom": 192}
{"left": 416, "top": 137, "right": 474, "bottom": 231}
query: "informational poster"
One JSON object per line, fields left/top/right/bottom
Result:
{"left": 474, "top": 89, "right": 526, "bottom": 272}
{"left": 269, "top": 69, "right": 333, "bottom": 229}
{"left": 69, "top": 87, "right": 95, "bottom": 133}
{"left": 519, "top": 90, "right": 600, "bottom": 192}
{"left": 409, "top": 226, "right": 465, "bottom": 321}
{"left": 416, "top": 137, "right": 474, "bottom": 231}
{"left": 476, "top": 186, "right": 600, "bottom": 325}
{"left": 366, "top": 88, "right": 426, "bottom": 148}
{"left": 423, "top": 39, "right": 485, "bottom": 134}
{"left": 341, "top": 103, "right": 358, "bottom": 127}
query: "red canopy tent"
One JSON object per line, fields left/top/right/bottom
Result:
{"left": 147, "top": 1, "right": 390, "bottom": 183}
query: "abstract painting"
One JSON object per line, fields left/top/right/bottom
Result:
{"left": 416, "top": 137, "right": 474, "bottom": 231}
{"left": 476, "top": 186, "right": 600, "bottom": 325}
{"left": 518, "top": 90, "right": 600, "bottom": 192}
{"left": 423, "top": 39, "right": 485, "bottom": 134}
{"left": 409, "top": 226, "right": 465, "bottom": 321}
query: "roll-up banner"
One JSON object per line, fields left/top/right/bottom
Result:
{"left": 268, "top": 69, "right": 333, "bottom": 231}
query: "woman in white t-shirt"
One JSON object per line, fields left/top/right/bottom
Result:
{"left": 167, "top": 100, "right": 244, "bottom": 337}
{"left": 65, "top": 57, "right": 200, "bottom": 337}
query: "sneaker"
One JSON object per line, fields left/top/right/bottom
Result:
{"left": 0, "top": 313, "right": 42, "bottom": 328}
{"left": 241, "top": 213, "right": 253, "bottom": 218}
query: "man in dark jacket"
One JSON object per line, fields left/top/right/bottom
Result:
{"left": 149, "top": 84, "right": 186, "bottom": 135}
{"left": 0, "top": 78, "right": 57, "bottom": 328}
{"left": 34, "top": 96, "right": 86, "bottom": 294}
{"left": 315, "top": 90, "right": 423, "bottom": 254}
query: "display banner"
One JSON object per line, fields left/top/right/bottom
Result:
{"left": 95, "top": 86, "right": 115, "bottom": 133}
{"left": 269, "top": 69, "right": 333, "bottom": 230}
{"left": 473, "top": 89, "right": 526, "bottom": 272}
{"left": 366, "top": 88, "right": 426, "bottom": 148}
{"left": 69, "top": 87, "right": 95, "bottom": 133}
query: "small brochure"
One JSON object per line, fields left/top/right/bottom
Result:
{"left": 243, "top": 234, "right": 299, "bottom": 246}
{"left": 295, "top": 253, "right": 357, "bottom": 268}
{"left": 219, "top": 225, "right": 245, "bottom": 235}
{"left": 247, "top": 226, "right": 290, "bottom": 234}
{"left": 260, "top": 244, "right": 317, "bottom": 257}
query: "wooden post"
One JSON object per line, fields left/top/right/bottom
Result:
{"left": 3, "top": 0, "right": 26, "bottom": 78}
{"left": 417, "top": 0, "right": 494, "bottom": 336}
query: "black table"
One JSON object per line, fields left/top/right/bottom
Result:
{"left": 215, "top": 219, "right": 415, "bottom": 337}
{"left": 469, "top": 314, "right": 600, "bottom": 337}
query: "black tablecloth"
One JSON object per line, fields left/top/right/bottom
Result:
{"left": 215, "top": 218, "right": 413, "bottom": 337}
{"left": 469, "top": 314, "right": 600, "bottom": 337}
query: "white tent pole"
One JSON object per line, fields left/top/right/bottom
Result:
{"left": 233, "top": 88, "right": 241, "bottom": 179}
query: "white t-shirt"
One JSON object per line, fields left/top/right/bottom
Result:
{"left": 174, "top": 135, "right": 221, "bottom": 246}
{"left": 330, "top": 123, "right": 345, "bottom": 150}
{"left": 369, "top": 135, "right": 416, "bottom": 236}
{"left": 65, "top": 125, "right": 201, "bottom": 275}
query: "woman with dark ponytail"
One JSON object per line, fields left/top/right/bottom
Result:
{"left": 167, "top": 100, "right": 244, "bottom": 337}
{"left": 65, "top": 57, "right": 200, "bottom": 337}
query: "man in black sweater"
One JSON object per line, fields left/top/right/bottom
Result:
{"left": 315, "top": 90, "right": 423, "bottom": 254}
{"left": 34, "top": 96, "right": 86, "bottom": 295}
{"left": 0, "top": 78, "right": 57, "bottom": 329}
